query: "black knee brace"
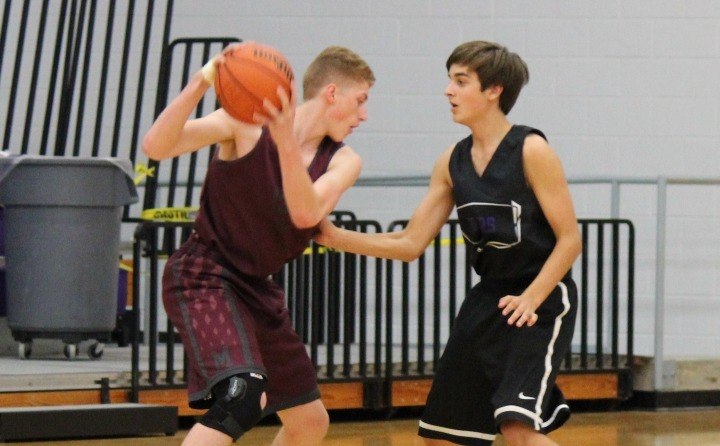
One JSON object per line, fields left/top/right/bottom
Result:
{"left": 199, "top": 373, "right": 266, "bottom": 440}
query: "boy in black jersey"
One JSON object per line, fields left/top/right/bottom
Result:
{"left": 315, "top": 41, "right": 581, "bottom": 446}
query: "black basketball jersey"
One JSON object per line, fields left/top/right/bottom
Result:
{"left": 449, "top": 125, "right": 561, "bottom": 282}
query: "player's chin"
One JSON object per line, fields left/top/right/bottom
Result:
{"left": 332, "top": 127, "right": 353, "bottom": 142}
{"left": 450, "top": 113, "right": 465, "bottom": 125}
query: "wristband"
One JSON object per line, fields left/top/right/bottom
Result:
{"left": 200, "top": 57, "right": 217, "bottom": 85}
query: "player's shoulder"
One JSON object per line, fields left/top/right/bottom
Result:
{"left": 438, "top": 143, "right": 457, "bottom": 164}
{"left": 432, "top": 144, "right": 456, "bottom": 179}
{"left": 331, "top": 143, "right": 363, "bottom": 168}
{"left": 522, "top": 131, "right": 554, "bottom": 158}
{"left": 521, "top": 129, "right": 564, "bottom": 173}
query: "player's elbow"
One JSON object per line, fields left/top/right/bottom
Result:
{"left": 291, "top": 211, "right": 323, "bottom": 230}
{"left": 566, "top": 229, "right": 583, "bottom": 261}
{"left": 397, "top": 252, "right": 419, "bottom": 263}
{"left": 293, "top": 218, "right": 319, "bottom": 230}
{"left": 573, "top": 236, "right": 583, "bottom": 259}
{"left": 141, "top": 134, "right": 165, "bottom": 161}
{"left": 396, "top": 241, "right": 426, "bottom": 263}
{"left": 142, "top": 129, "right": 181, "bottom": 161}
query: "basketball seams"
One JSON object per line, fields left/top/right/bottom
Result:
{"left": 215, "top": 64, "right": 255, "bottom": 121}
{"left": 234, "top": 45, "right": 294, "bottom": 85}
{"left": 228, "top": 53, "right": 292, "bottom": 101}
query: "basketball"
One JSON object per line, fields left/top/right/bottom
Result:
{"left": 214, "top": 42, "right": 294, "bottom": 123}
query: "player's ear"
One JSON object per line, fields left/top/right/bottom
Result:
{"left": 324, "top": 83, "right": 337, "bottom": 104}
{"left": 487, "top": 84, "right": 503, "bottom": 100}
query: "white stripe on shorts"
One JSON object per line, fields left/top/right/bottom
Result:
{"left": 534, "top": 281, "right": 571, "bottom": 429}
{"left": 494, "top": 403, "right": 570, "bottom": 429}
{"left": 418, "top": 420, "right": 496, "bottom": 441}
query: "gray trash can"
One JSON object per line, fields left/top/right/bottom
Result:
{"left": 0, "top": 155, "right": 138, "bottom": 359}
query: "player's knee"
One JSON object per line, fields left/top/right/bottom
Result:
{"left": 284, "top": 405, "right": 329, "bottom": 440}
{"left": 198, "top": 373, "right": 266, "bottom": 441}
{"left": 500, "top": 420, "right": 543, "bottom": 446}
{"left": 303, "top": 407, "right": 329, "bottom": 437}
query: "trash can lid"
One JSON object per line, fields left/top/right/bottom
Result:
{"left": 0, "top": 155, "right": 138, "bottom": 207}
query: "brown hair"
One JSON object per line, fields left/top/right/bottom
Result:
{"left": 302, "top": 46, "right": 375, "bottom": 100}
{"left": 446, "top": 41, "right": 529, "bottom": 114}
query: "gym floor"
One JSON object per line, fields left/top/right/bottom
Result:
{"left": 2, "top": 407, "right": 720, "bottom": 445}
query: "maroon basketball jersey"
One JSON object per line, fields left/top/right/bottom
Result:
{"left": 193, "top": 127, "right": 344, "bottom": 278}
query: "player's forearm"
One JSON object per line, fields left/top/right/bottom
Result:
{"left": 320, "top": 224, "right": 424, "bottom": 262}
{"left": 142, "top": 74, "right": 209, "bottom": 160}
{"left": 523, "top": 232, "right": 582, "bottom": 306}
{"left": 278, "top": 147, "right": 325, "bottom": 228}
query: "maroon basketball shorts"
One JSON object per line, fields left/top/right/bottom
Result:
{"left": 162, "top": 234, "right": 320, "bottom": 414}
{"left": 418, "top": 277, "right": 577, "bottom": 445}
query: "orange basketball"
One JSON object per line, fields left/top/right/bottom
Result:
{"left": 214, "top": 42, "right": 294, "bottom": 123}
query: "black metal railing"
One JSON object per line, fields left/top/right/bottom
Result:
{"left": 1, "top": 0, "right": 172, "bottom": 159}
{"left": 130, "top": 216, "right": 635, "bottom": 406}
{"left": 573, "top": 219, "right": 635, "bottom": 373}
{"left": 0, "top": 0, "right": 175, "bottom": 220}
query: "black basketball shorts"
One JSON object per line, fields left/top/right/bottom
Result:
{"left": 418, "top": 277, "right": 577, "bottom": 445}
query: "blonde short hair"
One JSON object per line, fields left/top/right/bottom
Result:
{"left": 302, "top": 46, "right": 375, "bottom": 100}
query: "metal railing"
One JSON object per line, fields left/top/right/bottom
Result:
{"left": 130, "top": 214, "right": 635, "bottom": 406}
{"left": 0, "top": 0, "right": 175, "bottom": 221}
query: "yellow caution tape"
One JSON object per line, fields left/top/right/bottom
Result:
{"left": 137, "top": 209, "right": 466, "bottom": 254}
{"left": 134, "top": 163, "right": 156, "bottom": 185}
{"left": 118, "top": 259, "right": 133, "bottom": 272}
{"left": 435, "top": 236, "right": 466, "bottom": 247}
{"left": 303, "top": 246, "right": 334, "bottom": 255}
{"left": 141, "top": 206, "right": 199, "bottom": 222}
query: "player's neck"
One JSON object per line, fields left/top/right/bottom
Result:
{"left": 293, "top": 102, "right": 326, "bottom": 151}
{"left": 469, "top": 113, "right": 512, "bottom": 153}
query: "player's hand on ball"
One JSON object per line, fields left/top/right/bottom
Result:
{"left": 498, "top": 294, "right": 539, "bottom": 327}
{"left": 256, "top": 82, "right": 297, "bottom": 149}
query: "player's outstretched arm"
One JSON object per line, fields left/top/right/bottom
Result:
{"left": 315, "top": 147, "right": 455, "bottom": 262}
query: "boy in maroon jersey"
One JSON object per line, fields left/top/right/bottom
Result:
{"left": 143, "top": 43, "right": 374, "bottom": 446}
